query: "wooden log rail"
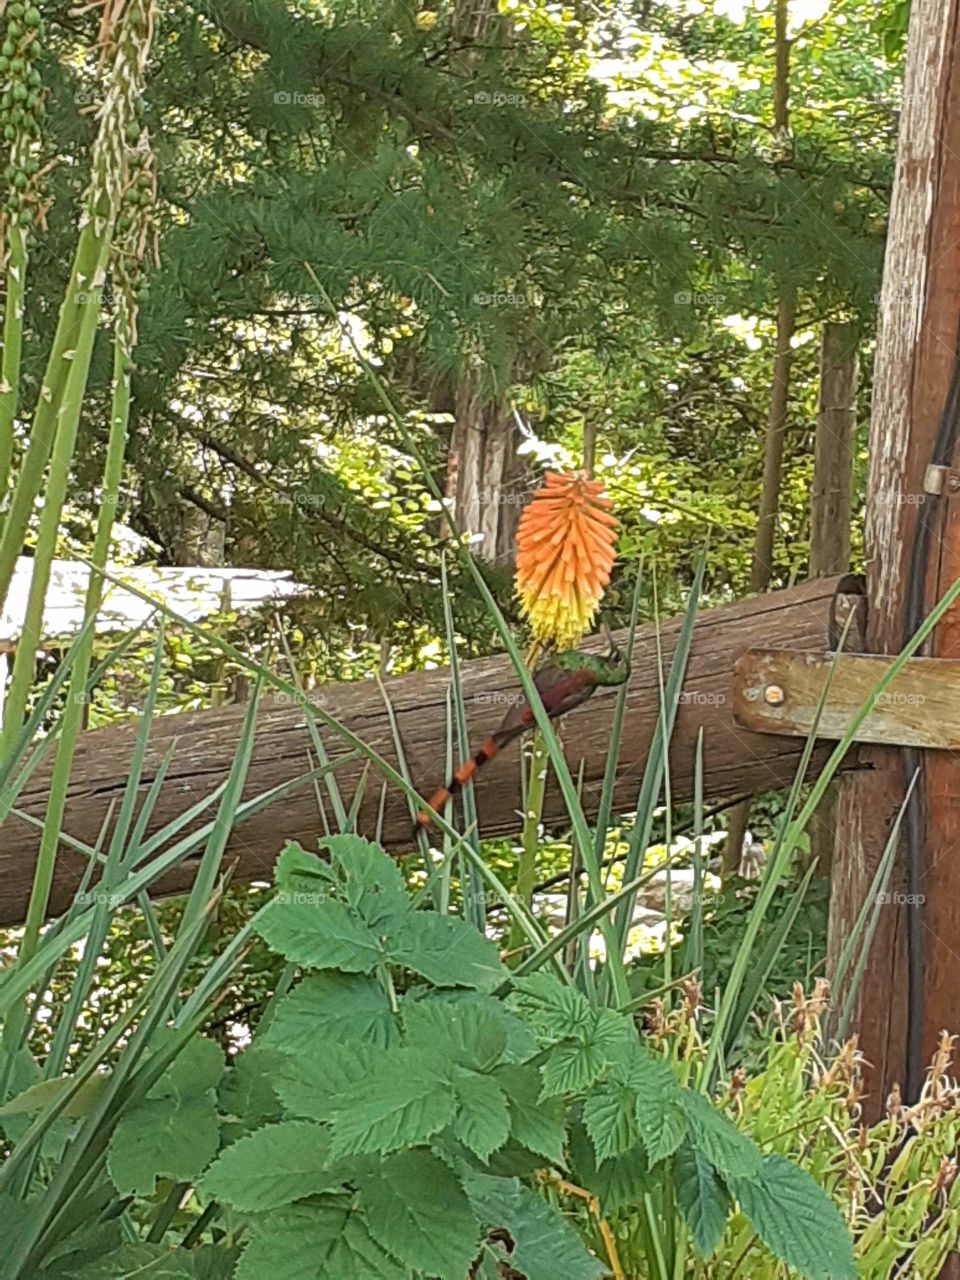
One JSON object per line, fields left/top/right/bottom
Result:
{"left": 0, "top": 574, "right": 865, "bottom": 924}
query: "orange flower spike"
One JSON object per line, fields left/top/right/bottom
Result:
{"left": 515, "top": 469, "right": 620, "bottom": 648}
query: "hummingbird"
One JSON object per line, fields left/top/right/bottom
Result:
{"left": 414, "top": 627, "right": 630, "bottom": 832}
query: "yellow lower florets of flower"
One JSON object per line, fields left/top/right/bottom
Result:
{"left": 521, "top": 586, "right": 599, "bottom": 650}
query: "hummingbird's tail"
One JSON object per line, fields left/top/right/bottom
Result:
{"left": 414, "top": 736, "right": 503, "bottom": 833}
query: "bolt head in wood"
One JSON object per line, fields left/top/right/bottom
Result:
{"left": 763, "top": 684, "right": 786, "bottom": 706}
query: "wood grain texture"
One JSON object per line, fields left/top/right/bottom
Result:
{"left": 828, "top": 0, "right": 960, "bottom": 1134}
{"left": 0, "top": 576, "right": 859, "bottom": 925}
{"left": 734, "top": 651, "right": 960, "bottom": 749}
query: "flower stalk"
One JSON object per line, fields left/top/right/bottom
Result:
{"left": 0, "top": 0, "right": 154, "bottom": 746}
{"left": 0, "top": 0, "right": 156, "bottom": 1076}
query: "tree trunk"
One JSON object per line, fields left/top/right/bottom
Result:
{"left": 806, "top": 324, "right": 859, "bottom": 878}
{"left": 0, "top": 575, "right": 860, "bottom": 925}
{"left": 809, "top": 324, "right": 859, "bottom": 578}
{"left": 723, "top": 1, "right": 795, "bottom": 875}
{"left": 723, "top": 287, "right": 797, "bottom": 872}
{"left": 828, "top": 0, "right": 960, "bottom": 1132}
{"left": 446, "top": 380, "right": 529, "bottom": 564}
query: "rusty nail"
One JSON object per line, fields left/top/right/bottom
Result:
{"left": 764, "top": 684, "right": 786, "bottom": 706}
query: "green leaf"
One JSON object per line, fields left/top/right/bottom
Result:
{"left": 388, "top": 911, "right": 505, "bottom": 990}
{"left": 71, "top": 1244, "right": 200, "bottom": 1278}
{"left": 496, "top": 1064, "right": 566, "bottom": 1165}
{"left": 34, "top": 1218, "right": 125, "bottom": 1279}
{"left": 358, "top": 1149, "right": 480, "bottom": 1278}
{"left": 402, "top": 996, "right": 508, "bottom": 1070}
{"left": 202, "top": 1120, "right": 344, "bottom": 1211}
{"left": 107, "top": 1096, "right": 219, "bottom": 1196}
{"left": 453, "top": 1067, "right": 511, "bottom": 1161}
{"left": 0, "top": 1046, "right": 41, "bottom": 1141}
{"left": 679, "top": 1090, "right": 761, "bottom": 1177}
{"left": 673, "top": 1142, "right": 730, "bottom": 1258}
{"left": 264, "top": 972, "right": 399, "bottom": 1053}
{"left": 150, "top": 1032, "right": 224, "bottom": 1102}
{"left": 510, "top": 973, "right": 594, "bottom": 1038}
{"left": 275, "top": 841, "right": 330, "bottom": 898}
{"left": 327, "top": 1048, "right": 456, "bottom": 1157}
{"left": 637, "top": 1093, "right": 687, "bottom": 1165}
{"left": 0, "top": 1072, "right": 108, "bottom": 1119}
{"left": 237, "top": 1199, "right": 408, "bottom": 1280}
{"left": 462, "top": 1171, "right": 606, "bottom": 1280}
{"left": 255, "top": 897, "right": 383, "bottom": 972}
{"left": 569, "top": 1120, "right": 650, "bottom": 1215}
{"left": 727, "top": 1154, "right": 857, "bottom": 1280}
{"left": 583, "top": 1081, "right": 639, "bottom": 1161}
{"left": 320, "top": 833, "right": 410, "bottom": 930}
{"left": 218, "top": 1045, "right": 283, "bottom": 1131}
{"left": 275, "top": 1041, "right": 388, "bottom": 1121}
{"left": 540, "top": 1040, "right": 609, "bottom": 1098}
{"left": 614, "top": 1046, "right": 687, "bottom": 1165}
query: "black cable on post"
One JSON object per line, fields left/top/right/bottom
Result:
{"left": 901, "top": 338, "right": 960, "bottom": 1099}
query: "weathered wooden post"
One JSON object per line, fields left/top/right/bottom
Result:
{"left": 807, "top": 323, "right": 859, "bottom": 877}
{"left": 827, "top": 0, "right": 960, "bottom": 1119}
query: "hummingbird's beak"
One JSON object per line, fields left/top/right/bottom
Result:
{"left": 601, "top": 620, "right": 620, "bottom": 660}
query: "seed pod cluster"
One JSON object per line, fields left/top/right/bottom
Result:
{"left": 111, "top": 122, "right": 156, "bottom": 345}
{"left": 0, "top": 0, "right": 45, "bottom": 226}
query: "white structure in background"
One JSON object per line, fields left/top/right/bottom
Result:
{"left": 0, "top": 557, "right": 308, "bottom": 713}
{"left": 0, "top": 558, "right": 308, "bottom": 646}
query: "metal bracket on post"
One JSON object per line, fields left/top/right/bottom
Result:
{"left": 733, "top": 650, "right": 960, "bottom": 749}
{"left": 923, "top": 464, "right": 960, "bottom": 496}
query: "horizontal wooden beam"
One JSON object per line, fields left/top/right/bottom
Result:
{"left": 0, "top": 574, "right": 866, "bottom": 925}
{"left": 734, "top": 649, "right": 960, "bottom": 748}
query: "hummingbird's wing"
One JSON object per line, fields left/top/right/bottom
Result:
{"left": 414, "top": 661, "right": 595, "bottom": 833}
{"left": 488, "top": 660, "right": 572, "bottom": 743}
